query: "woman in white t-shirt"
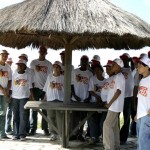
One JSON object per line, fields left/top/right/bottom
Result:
{"left": 43, "top": 61, "right": 64, "bottom": 141}
{"left": 135, "top": 55, "right": 150, "bottom": 150}
{"left": 11, "top": 60, "right": 33, "bottom": 141}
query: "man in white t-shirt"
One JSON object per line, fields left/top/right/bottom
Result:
{"left": 119, "top": 53, "right": 134, "bottom": 144}
{"left": 71, "top": 55, "right": 93, "bottom": 141}
{"left": 135, "top": 55, "right": 150, "bottom": 150}
{"left": 30, "top": 46, "right": 53, "bottom": 135}
{"left": 103, "top": 58, "right": 125, "bottom": 150}
{"left": 0, "top": 50, "right": 12, "bottom": 139}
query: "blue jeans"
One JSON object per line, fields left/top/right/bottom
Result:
{"left": 30, "top": 88, "right": 48, "bottom": 131}
{"left": 5, "top": 100, "right": 13, "bottom": 132}
{"left": 120, "top": 97, "right": 132, "bottom": 142}
{"left": 12, "top": 98, "right": 28, "bottom": 138}
{"left": 0, "top": 95, "right": 8, "bottom": 138}
{"left": 137, "top": 115, "right": 150, "bottom": 150}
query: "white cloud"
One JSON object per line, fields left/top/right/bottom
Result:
{"left": 143, "top": 0, "right": 150, "bottom": 6}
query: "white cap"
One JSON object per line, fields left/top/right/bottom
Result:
{"left": 113, "top": 58, "right": 124, "bottom": 68}
{"left": 16, "top": 59, "right": 27, "bottom": 66}
{"left": 7, "top": 57, "right": 13, "bottom": 62}
{"left": 139, "top": 53, "right": 147, "bottom": 59}
{"left": 0, "top": 50, "right": 9, "bottom": 55}
{"left": 91, "top": 55, "right": 100, "bottom": 62}
{"left": 53, "top": 61, "right": 62, "bottom": 69}
{"left": 140, "top": 55, "right": 150, "bottom": 68}
{"left": 18, "top": 54, "right": 28, "bottom": 61}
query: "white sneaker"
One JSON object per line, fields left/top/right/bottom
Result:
{"left": 20, "top": 137, "right": 26, "bottom": 141}
{"left": 12, "top": 136, "right": 18, "bottom": 140}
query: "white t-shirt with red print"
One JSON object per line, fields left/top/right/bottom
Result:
{"left": 43, "top": 74, "right": 64, "bottom": 102}
{"left": 122, "top": 68, "right": 134, "bottom": 98}
{"left": 0, "top": 64, "right": 12, "bottom": 95}
{"left": 89, "top": 75, "right": 106, "bottom": 102}
{"left": 30, "top": 59, "right": 53, "bottom": 89}
{"left": 11, "top": 71, "right": 32, "bottom": 99}
{"left": 106, "top": 73, "right": 125, "bottom": 112}
{"left": 137, "top": 76, "right": 150, "bottom": 119}
{"left": 101, "top": 76, "right": 114, "bottom": 102}
{"left": 71, "top": 68, "right": 93, "bottom": 102}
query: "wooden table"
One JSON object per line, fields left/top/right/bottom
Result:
{"left": 24, "top": 101, "right": 107, "bottom": 148}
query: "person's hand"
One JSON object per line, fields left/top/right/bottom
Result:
{"left": 74, "top": 95, "right": 81, "bottom": 102}
{"left": 2, "top": 88, "right": 8, "bottom": 96}
{"left": 35, "top": 65, "right": 40, "bottom": 72}
{"left": 134, "top": 115, "right": 137, "bottom": 122}
{"left": 104, "top": 103, "right": 111, "bottom": 109}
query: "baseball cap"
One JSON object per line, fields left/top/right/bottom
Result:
{"left": 132, "top": 57, "right": 140, "bottom": 63}
{"left": 103, "top": 60, "right": 113, "bottom": 67}
{"left": 0, "top": 50, "right": 9, "bottom": 55}
{"left": 113, "top": 58, "right": 124, "bottom": 68}
{"left": 91, "top": 55, "right": 100, "bottom": 62}
{"left": 7, "top": 57, "right": 13, "bottom": 63}
{"left": 53, "top": 61, "right": 62, "bottom": 69}
{"left": 139, "top": 53, "right": 147, "bottom": 59}
{"left": 120, "top": 53, "right": 130, "bottom": 60}
{"left": 16, "top": 59, "right": 27, "bottom": 66}
{"left": 60, "top": 51, "right": 65, "bottom": 55}
{"left": 18, "top": 54, "right": 28, "bottom": 61}
{"left": 140, "top": 55, "right": 150, "bottom": 68}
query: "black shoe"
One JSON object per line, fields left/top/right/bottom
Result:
{"left": 43, "top": 129, "right": 50, "bottom": 136}
{"left": 69, "top": 135, "right": 77, "bottom": 141}
{"left": 29, "top": 129, "right": 36, "bottom": 135}
{"left": 77, "top": 135, "right": 85, "bottom": 142}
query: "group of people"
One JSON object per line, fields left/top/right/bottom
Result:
{"left": 0, "top": 46, "right": 150, "bottom": 150}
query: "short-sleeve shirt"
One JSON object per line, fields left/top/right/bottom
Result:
{"left": 122, "top": 68, "right": 134, "bottom": 97}
{"left": 71, "top": 68, "right": 93, "bottom": 102}
{"left": 11, "top": 71, "right": 32, "bottom": 99}
{"left": 43, "top": 74, "right": 64, "bottom": 102}
{"left": 30, "top": 59, "right": 53, "bottom": 89}
{"left": 106, "top": 73, "right": 125, "bottom": 112}
{"left": 89, "top": 75, "right": 106, "bottom": 102}
{"left": 0, "top": 64, "right": 12, "bottom": 95}
{"left": 137, "top": 76, "right": 150, "bottom": 119}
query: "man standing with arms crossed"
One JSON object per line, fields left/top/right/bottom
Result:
{"left": 30, "top": 46, "right": 53, "bottom": 135}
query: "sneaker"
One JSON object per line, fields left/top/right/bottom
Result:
{"left": 20, "top": 137, "right": 26, "bottom": 141}
{"left": 6, "top": 131, "right": 13, "bottom": 135}
{"left": 43, "top": 129, "right": 50, "bottom": 136}
{"left": 12, "top": 136, "right": 19, "bottom": 140}
{"left": 49, "top": 133, "right": 57, "bottom": 141}
{"left": 1, "top": 136, "right": 10, "bottom": 139}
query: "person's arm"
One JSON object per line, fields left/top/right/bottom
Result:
{"left": 89, "top": 91, "right": 102, "bottom": 104}
{"left": 105, "top": 89, "right": 121, "bottom": 108}
{"left": 71, "top": 84, "right": 81, "bottom": 102}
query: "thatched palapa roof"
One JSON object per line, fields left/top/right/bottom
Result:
{"left": 0, "top": 0, "right": 150, "bottom": 50}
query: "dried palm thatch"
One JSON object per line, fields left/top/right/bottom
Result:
{"left": 0, "top": 0, "right": 149, "bottom": 50}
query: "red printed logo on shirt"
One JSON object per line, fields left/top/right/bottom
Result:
{"left": 103, "top": 82, "right": 109, "bottom": 90}
{"left": 139, "top": 86, "right": 148, "bottom": 97}
{"left": 94, "top": 84, "right": 103, "bottom": 93}
{"left": 76, "top": 74, "right": 88, "bottom": 84}
{"left": 0, "top": 70, "right": 8, "bottom": 78}
{"left": 39, "top": 66, "right": 48, "bottom": 73}
{"left": 109, "top": 80, "right": 115, "bottom": 89}
{"left": 14, "top": 79, "right": 27, "bottom": 86}
{"left": 50, "top": 81, "right": 63, "bottom": 91}
{"left": 122, "top": 72, "right": 128, "bottom": 79}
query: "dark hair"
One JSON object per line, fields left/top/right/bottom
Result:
{"left": 93, "top": 64, "right": 104, "bottom": 72}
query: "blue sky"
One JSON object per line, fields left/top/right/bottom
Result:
{"left": 0, "top": 0, "right": 149, "bottom": 69}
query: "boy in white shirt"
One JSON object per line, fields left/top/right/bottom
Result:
{"left": 43, "top": 61, "right": 64, "bottom": 141}
{"left": 135, "top": 55, "right": 150, "bottom": 150}
{"left": 103, "top": 58, "right": 125, "bottom": 150}
{"left": 11, "top": 59, "right": 33, "bottom": 141}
